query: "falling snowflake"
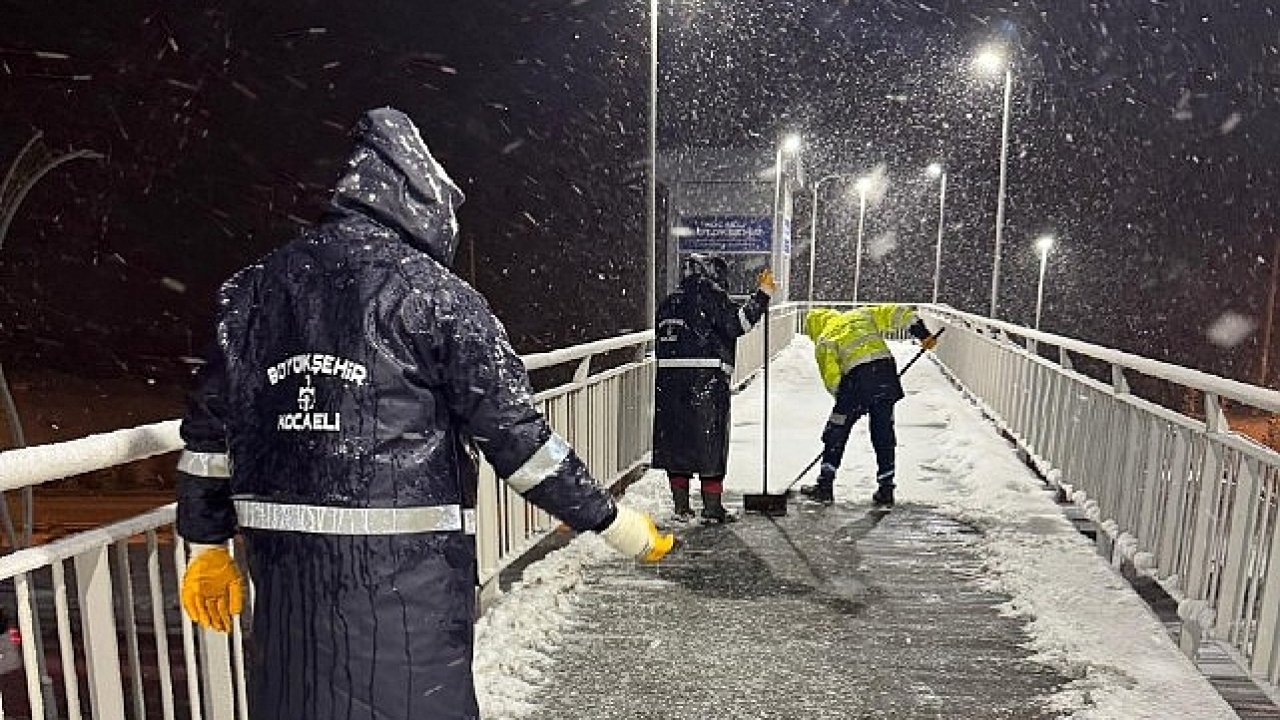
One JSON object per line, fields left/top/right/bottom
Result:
{"left": 1206, "top": 312, "right": 1257, "bottom": 348}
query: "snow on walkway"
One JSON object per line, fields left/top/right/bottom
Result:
{"left": 474, "top": 338, "right": 1238, "bottom": 719}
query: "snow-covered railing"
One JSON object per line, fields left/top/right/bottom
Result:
{"left": 922, "top": 305, "right": 1280, "bottom": 689}
{"left": 0, "top": 307, "right": 799, "bottom": 720}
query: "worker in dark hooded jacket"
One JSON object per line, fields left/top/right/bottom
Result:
{"left": 799, "top": 305, "right": 937, "bottom": 506}
{"left": 174, "top": 107, "right": 673, "bottom": 720}
{"left": 652, "top": 254, "right": 774, "bottom": 522}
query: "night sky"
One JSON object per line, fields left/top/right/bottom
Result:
{"left": 1, "top": 0, "right": 1277, "bottom": 390}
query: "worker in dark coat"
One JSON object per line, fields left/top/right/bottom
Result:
{"left": 174, "top": 107, "right": 673, "bottom": 720}
{"left": 651, "top": 255, "right": 774, "bottom": 522}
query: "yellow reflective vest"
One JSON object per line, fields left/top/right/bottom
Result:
{"left": 804, "top": 305, "right": 920, "bottom": 394}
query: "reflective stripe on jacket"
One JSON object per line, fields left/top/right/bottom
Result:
{"left": 804, "top": 305, "right": 920, "bottom": 394}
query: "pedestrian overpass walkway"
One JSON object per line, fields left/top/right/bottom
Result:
{"left": 475, "top": 341, "right": 1253, "bottom": 719}
{"left": 2, "top": 304, "right": 1279, "bottom": 720}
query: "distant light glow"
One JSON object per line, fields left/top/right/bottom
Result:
{"left": 926, "top": 162, "right": 943, "bottom": 178}
{"left": 1035, "top": 235, "right": 1055, "bottom": 254}
{"left": 782, "top": 134, "right": 802, "bottom": 153}
{"left": 974, "top": 46, "right": 1007, "bottom": 74}
{"left": 855, "top": 176, "right": 872, "bottom": 194}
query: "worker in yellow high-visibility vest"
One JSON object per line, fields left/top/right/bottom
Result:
{"left": 799, "top": 305, "right": 938, "bottom": 506}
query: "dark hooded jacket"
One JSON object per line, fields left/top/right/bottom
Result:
{"left": 651, "top": 273, "right": 769, "bottom": 476}
{"left": 175, "top": 107, "right": 617, "bottom": 720}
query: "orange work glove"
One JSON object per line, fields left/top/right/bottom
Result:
{"left": 599, "top": 506, "right": 675, "bottom": 563}
{"left": 757, "top": 268, "right": 778, "bottom": 296}
{"left": 180, "top": 545, "right": 245, "bottom": 633}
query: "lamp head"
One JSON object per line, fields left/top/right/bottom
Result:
{"left": 974, "top": 46, "right": 1007, "bottom": 74}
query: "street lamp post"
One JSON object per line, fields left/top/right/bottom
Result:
{"left": 806, "top": 173, "right": 860, "bottom": 305}
{"left": 771, "top": 134, "right": 802, "bottom": 295}
{"left": 975, "top": 47, "right": 1014, "bottom": 318}
{"left": 926, "top": 163, "right": 947, "bottom": 304}
{"left": 852, "top": 177, "right": 870, "bottom": 303}
{"left": 1034, "top": 235, "right": 1054, "bottom": 331}
{"left": 645, "top": 0, "right": 658, "bottom": 330}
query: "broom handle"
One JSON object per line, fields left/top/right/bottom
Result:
{"left": 896, "top": 326, "right": 946, "bottom": 377}
{"left": 762, "top": 306, "right": 770, "bottom": 495}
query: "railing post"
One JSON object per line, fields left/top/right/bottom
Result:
{"left": 73, "top": 545, "right": 127, "bottom": 720}
{"left": 1111, "top": 365, "right": 1130, "bottom": 395}
{"left": 1214, "top": 457, "right": 1260, "bottom": 645}
{"left": 573, "top": 356, "right": 592, "bottom": 385}
{"left": 145, "top": 530, "right": 178, "bottom": 720}
{"left": 197, "top": 627, "right": 235, "bottom": 720}
{"left": 1204, "top": 392, "right": 1229, "bottom": 434}
{"left": 475, "top": 466, "right": 500, "bottom": 597}
{"left": 1251, "top": 484, "right": 1280, "bottom": 682}
{"left": 113, "top": 542, "right": 146, "bottom": 719}
{"left": 13, "top": 573, "right": 47, "bottom": 720}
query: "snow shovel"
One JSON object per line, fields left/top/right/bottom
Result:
{"left": 745, "top": 327, "right": 946, "bottom": 513}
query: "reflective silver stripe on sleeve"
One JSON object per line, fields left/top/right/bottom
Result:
{"left": 738, "top": 307, "right": 753, "bottom": 333}
{"left": 234, "top": 500, "right": 473, "bottom": 535}
{"left": 656, "top": 358, "right": 733, "bottom": 375}
{"left": 177, "top": 451, "right": 231, "bottom": 479}
{"left": 505, "top": 433, "right": 571, "bottom": 494}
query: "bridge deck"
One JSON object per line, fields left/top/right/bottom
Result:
{"left": 475, "top": 340, "right": 1250, "bottom": 719}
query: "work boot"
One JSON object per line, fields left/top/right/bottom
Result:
{"left": 800, "top": 483, "right": 834, "bottom": 504}
{"left": 700, "top": 491, "right": 738, "bottom": 524}
{"left": 800, "top": 464, "right": 836, "bottom": 504}
{"left": 871, "top": 484, "right": 895, "bottom": 508}
{"left": 671, "top": 487, "right": 695, "bottom": 522}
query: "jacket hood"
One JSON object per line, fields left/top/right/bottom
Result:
{"left": 328, "top": 107, "right": 466, "bottom": 265}
{"left": 805, "top": 308, "right": 838, "bottom": 341}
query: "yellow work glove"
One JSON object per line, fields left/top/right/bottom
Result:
{"left": 599, "top": 506, "right": 675, "bottom": 563}
{"left": 181, "top": 544, "right": 245, "bottom": 633}
{"left": 921, "top": 334, "right": 939, "bottom": 351}
{"left": 757, "top": 268, "right": 778, "bottom": 296}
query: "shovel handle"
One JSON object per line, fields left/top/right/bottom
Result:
{"left": 762, "top": 306, "right": 770, "bottom": 495}
{"left": 897, "top": 326, "right": 945, "bottom": 377}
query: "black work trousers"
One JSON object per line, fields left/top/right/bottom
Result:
{"left": 819, "top": 372, "right": 897, "bottom": 489}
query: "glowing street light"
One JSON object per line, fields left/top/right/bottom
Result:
{"left": 926, "top": 163, "right": 947, "bottom": 304}
{"left": 974, "top": 48, "right": 1006, "bottom": 74}
{"left": 974, "top": 44, "right": 1015, "bottom": 319}
{"left": 1034, "top": 234, "right": 1055, "bottom": 331}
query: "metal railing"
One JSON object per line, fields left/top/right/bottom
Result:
{"left": 0, "top": 304, "right": 799, "bottom": 720}
{"left": 921, "top": 304, "right": 1280, "bottom": 689}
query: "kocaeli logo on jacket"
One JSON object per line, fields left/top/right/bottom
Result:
{"left": 266, "top": 353, "right": 369, "bottom": 433}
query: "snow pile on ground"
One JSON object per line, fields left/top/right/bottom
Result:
{"left": 474, "top": 467, "right": 668, "bottom": 718}
{"left": 474, "top": 337, "right": 1238, "bottom": 719}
